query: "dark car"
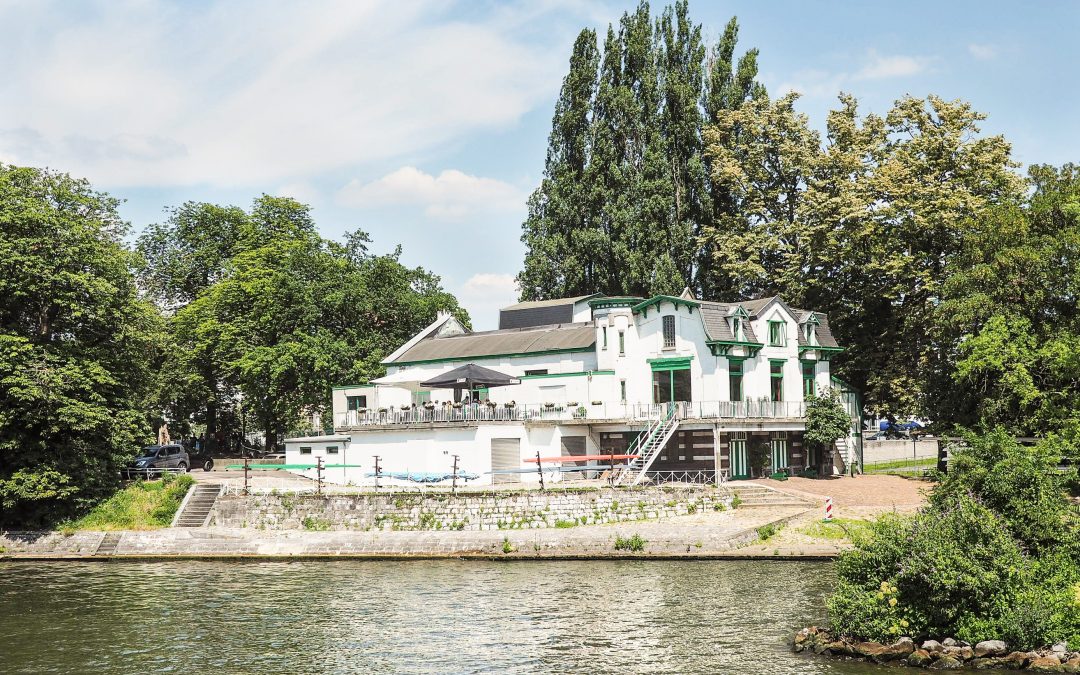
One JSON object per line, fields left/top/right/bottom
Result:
{"left": 124, "top": 444, "right": 190, "bottom": 479}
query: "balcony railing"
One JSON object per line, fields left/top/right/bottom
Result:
{"left": 333, "top": 400, "right": 807, "bottom": 428}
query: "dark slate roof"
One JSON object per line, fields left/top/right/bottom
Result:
{"left": 698, "top": 296, "right": 839, "bottom": 348}
{"left": 388, "top": 323, "right": 596, "bottom": 364}
{"left": 498, "top": 294, "right": 600, "bottom": 330}
{"left": 699, "top": 302, "right": 760, "bottom": 343}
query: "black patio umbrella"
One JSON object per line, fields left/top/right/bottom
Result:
{"left": 420, "top": 364, "right": 521, "bottom": 395}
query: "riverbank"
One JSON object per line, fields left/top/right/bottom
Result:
{"left": 2, "top": 503, "right": 817, "bottom": 560}
{"left": 0, "top": 475, "right": 928, "bottom": 560}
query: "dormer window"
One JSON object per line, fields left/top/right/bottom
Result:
{"left": 768, "top": 320, "right": 787, "bottom": 347}
{"left": 662, "top": 315, "right": 676, "bottom": 349}
{"left": 732, "top": 317, "right": 743, "bottom": 341}
{"left": 805, "top": 323, "right": 817, "bottom": 346}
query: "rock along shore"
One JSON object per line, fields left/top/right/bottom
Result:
{"left": 794, "top": 626, "right": 1080, "bottom": 672}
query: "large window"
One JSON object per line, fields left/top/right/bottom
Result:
{"left": 802, "top": 361, "right": 816, "bottom": 397}
{"left": 728, "top": 359, "right": 744, "bottom": 401}
{"left": 804, "top": 323, "right": 817, "bottom": 346}
{"left": 347, "top": 395, "right": 367, "bottom": 411}
{"left": 732, "top": 317, "right": 743, "bottom": 341}
{"left": 652, "top": 368, "right": 692, "bottom": 403}
{"left": 662, "top": 315, "right": 676, "bottom": 349}
{"left": 768, "top": 320, "right": 787, "bottom": 347}
{"left": 770, "top": 360, "right": 784, "bottom": 402}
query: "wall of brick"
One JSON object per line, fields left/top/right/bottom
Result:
{"left": 211, "top": 487, "right": 734, "bottom": 532}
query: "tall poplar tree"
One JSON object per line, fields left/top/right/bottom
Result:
{"left": 518, "top": 29, "right": 601, "bottom": 300}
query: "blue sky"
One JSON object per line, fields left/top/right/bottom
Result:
{"left": 2, "top": 0, "right": 1077, "bottom": 329}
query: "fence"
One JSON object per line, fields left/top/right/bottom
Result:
{"left": 333, "top": 400, "right": 807, "bottom": 428}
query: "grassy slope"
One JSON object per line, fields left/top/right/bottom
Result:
{"left": 60, "top": 474, "right": 195, "bottom": 532}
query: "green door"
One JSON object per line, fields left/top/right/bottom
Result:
{"left": 770, "top": 433, "right": 789, "bottom": 472}
{"left": 730, "top": 434, "right": 748, "bottom": 479}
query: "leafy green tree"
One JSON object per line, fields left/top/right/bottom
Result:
{"left": 697, "top": 15, "right": 765, "bottom": 299}
{"left": 518, "top": 28, "right": 601, "bottom": 299}
{"left": 804, "top": 389, "right": 854, "bottom": 465}
{"left": 0, "top": 165, "right": 159, "bottom": 526}
{"left": 136, "top": 202, "right": 249, "bottom": 448}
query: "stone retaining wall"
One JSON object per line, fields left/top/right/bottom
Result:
{"left": 211, "top": 487, "right": 733, "bottom": 531}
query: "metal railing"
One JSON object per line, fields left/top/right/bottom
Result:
{"left": 121, "top": 467, "right": 188, "bottom": 480}
{"left": 334, "top": 399, "right": 807, "bottom": 428}
{"left": 639, "top": 470, "right": 725, "bottom": 486}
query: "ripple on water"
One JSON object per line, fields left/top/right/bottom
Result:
{"left": 0, "top": 559, "right": 887, "bottom": 675}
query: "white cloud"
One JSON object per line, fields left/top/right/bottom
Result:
{"left": 337, "top": 166, "right": 525, "bottom": 220}
{"left": 853, "top": 51, "right": 930, "bottom": 80}
{"left": 775, "top": 50, "right": 932, "bottom": 98}
{"left": 454, "top": 273, "right": 520, "bottom": 330}
{"left": 968, "top": 43, "right": 997, "bottom": 60}
{"left": 0, "top": 0, "right": 573, "bottom": 188}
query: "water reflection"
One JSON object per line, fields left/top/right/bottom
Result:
{"left": 0, "top": 560, "right": 885, "bottom": 674}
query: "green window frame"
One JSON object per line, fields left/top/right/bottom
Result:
{"left": 768, "top": 320, "right": 787, "bottom": 347}
{"left": 770, "top": 431, "right": 788, "bottom": 470}
{"left": 346, "top": 395, "right": 367, "bottom": 411}
{"left": 728, "top": 359, "right": 744, "bottom": 401}
{"left": 770, "top": 359, "right": 784, "bottom": 402}
{"left": 802, "top": 361, "right": 816, "bottom": 397}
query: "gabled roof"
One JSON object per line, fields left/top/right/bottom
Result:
{"left": 386, "top": 323, "right": 596, "bottom": 365}
{"left": 698, "top": 301, "right": 761, "bottom": 344}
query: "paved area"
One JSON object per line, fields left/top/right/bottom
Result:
{"left": 732, "top": 474, "right": 932, "bottom": 557}
{"left": 0, "top": 504, "right": 810, "bottom": 559}
{"left": 751, "top": 474, "right": 928, "bottom": 514}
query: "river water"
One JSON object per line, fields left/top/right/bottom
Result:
{"left": 0, "top": 560, "right": 886, "bottom": 674}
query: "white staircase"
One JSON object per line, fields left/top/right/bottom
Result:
{"left": 617, "top": 407, "right": 681, "bottom": 486}
{"left": 832, "top": 436, "right": 857, "bottom": 475}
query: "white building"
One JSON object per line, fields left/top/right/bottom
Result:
{"left": 285, "top": 291, "right": 862, "bottom": 486}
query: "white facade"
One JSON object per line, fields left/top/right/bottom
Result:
{"left": 286, "top": 293, "right": 860, "bottom": 485}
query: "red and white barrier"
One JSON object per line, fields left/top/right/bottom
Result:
{"left": 824, "top": 497, "right": 834, "bottom": 522}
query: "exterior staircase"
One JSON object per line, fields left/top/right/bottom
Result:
{"left": 172, "top": 483, "right": 222, "bottom": 527}
{"left": 617, "top": 406, "right": 681, "bottom": 486}
{"left": 727, "top": 484, "right": 812, "bottom": 507}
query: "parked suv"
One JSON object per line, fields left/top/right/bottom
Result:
{"left": 124, "top": 444, "right": 189, "bottom": 478}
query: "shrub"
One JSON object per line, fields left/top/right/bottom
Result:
{"left": 502, "top": 537, "right": 513, "bottom": 554}
{"left": 614, "top": 533, "right": 647, "bottom": 552}
{"left": 553, "top": 519, "right": 577, "bottom": 529}
{"left": 827, "top": 431, "right": 1080, "bottom": 649}
{"left": 301, "top": 516, "right": 331, "bottom": 531}
{"left": 756, "top": 522, "right": 782, "bottom": 541}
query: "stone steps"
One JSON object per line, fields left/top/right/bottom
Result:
{"left": 95, "top": 532, "right": 121, "bottom": 555}
{"left": 174, "top": 483, "right": 222, "bottom": 527}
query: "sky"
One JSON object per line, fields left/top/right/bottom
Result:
{"left": 2, "top": 0, "right": 1078, "bottom": 329}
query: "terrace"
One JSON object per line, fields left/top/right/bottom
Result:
{"left": 333, "top": 399, "right": 808, "bottom": 429}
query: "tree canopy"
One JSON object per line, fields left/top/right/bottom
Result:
{"left": 0, "top": 165, "right": 160, "bottom": 526}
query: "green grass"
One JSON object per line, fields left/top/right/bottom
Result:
{"left": 799, "top": 517, "right": 873, "bottom": 542}
{"left": 60, "top": 474, "right": 195, "bottom": 532}
{"left": 756, "top": 522, "right": 783, "bottom": 542}
{"left": 614, "top": 533, "right": 647, "bottom": 552}
{"left": 553, "top": 519, "right": 577, "bottom": 529}
{"left": 863, "top": 457, "right": 936, "bottom": 475}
